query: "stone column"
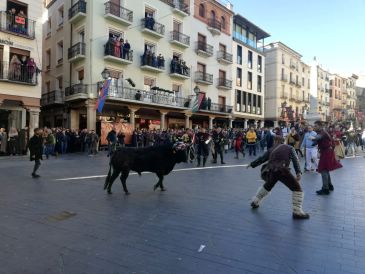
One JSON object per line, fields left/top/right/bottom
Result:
{"left": 160, "top": 111, "right": 168, "bottom": 130}
{"left": 229, "top": 117, "right": 234, "bottom": 128}
{"left": 21, "top": 109, "right": 26, "bottom": 128}
{"left": 86, "top": 100, "right": 96, "bottom": 131}
{"left": 185, "top": 114, "right": 191, "bottom": 129}
{"left": 29, "top": 109, "right": 40, "bottom": 136}
{"left": 209, "top": 116, "right": 215, "bottom": 129}
{"left": 244, "top": 119, "right": 248, "bottom": 129}
{"left": 70, "top": 109, "right": 80, "bottom": 130}
{"left": 129, "top": 108, "right": 139, "bottom": 130}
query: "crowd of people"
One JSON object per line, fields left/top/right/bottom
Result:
{"left": 104, "top": 35, "right": 131, "bottom": 60}
{"left": 141, "top": 50, "right": 165, "bottom": 69}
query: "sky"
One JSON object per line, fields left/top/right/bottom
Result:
{"left": 230, "top": 0, "right": 365, "bottom": 82}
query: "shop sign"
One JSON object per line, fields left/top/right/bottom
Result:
{"left": 0, "top": 37, "right": 13, "bottom": 46}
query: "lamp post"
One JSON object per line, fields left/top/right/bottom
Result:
{"left": 193, "top": 85, "right": 200, "bottom": 95}
{"left": 101, "top": 68, "right": 110, "bottom": 80}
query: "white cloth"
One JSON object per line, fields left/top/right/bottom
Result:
{"left": 305, "top": 147, "right": 318, "bottom": 170}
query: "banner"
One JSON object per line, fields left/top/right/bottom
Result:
{"left": 191, "top": 93, "right": 205, "bottom": 113}
{"left": 96, "top": 79, "right": 112, "bottom": 113}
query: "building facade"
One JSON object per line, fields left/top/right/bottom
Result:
{"left": 316, "top": 65, "right": 330, "bottom": 121}
{"left": 0, "top": 0, "right": 43, "bottom": 134}
{"left": 329, "top": 74, "right": 345, "bottom": 121}
{"left": 41, "top": 0, "right": 235, "bottom": 131}
{"left": 264, "top": 42, "right": 310, "bottom": 126}
{"left": 345, "top": 74, "right": 358, "bottom": 120}
{"left": 231, "top": 14, "right": 269, "bottom": 128}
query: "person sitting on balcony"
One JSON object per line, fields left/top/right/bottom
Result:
{"left": 157, "top": 54, "right": 164, "bottom": 69}
{"left": 27, "top": 58, "right": 37, "bottom": 83}
{"left": 123, "top": 40, "right": 131, "bottom": 59}
{"left": 9, "top": 55, "right": 21, "bottom": 81}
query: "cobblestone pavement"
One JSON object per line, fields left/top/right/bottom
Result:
{"left": 0, "top": 150, "right": 364, "bottom": 274}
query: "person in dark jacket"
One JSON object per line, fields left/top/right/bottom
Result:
{"left": 106, "top": 127, "right": 117, "bottom": 156}
{"left": 29, "top": 128, "right": 43, "bottom": 178}
{"left": 248, "top": 135, "right": 309, "bottom": 219}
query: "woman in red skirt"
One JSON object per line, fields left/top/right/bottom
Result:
{"left": 234, "top": 130, "right": 245, "bottom": 159}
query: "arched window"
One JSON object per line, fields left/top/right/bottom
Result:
{"left": 210, "top": 10, "right": 216, "bottom": 21}
{"left": 221, "top": 16, "right": 226, "bottom": 29}
{"left": 199, "top": 4, "right": 205, "bottom": 17}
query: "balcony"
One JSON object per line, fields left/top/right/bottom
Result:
{"left": 41, "top": 90, "right": 64, "bottom": 106}
{"left": 217, "top": 50, "right": 233, "bottom": 64}
{"left": 200, "top": 102, "right": 233, "bottom": 114}
{"left": 159, "top": 0, "right": 190, "bottom": 17}
{"left": 68, "top": 0, "right": 86, "bottom": 24}
{"left": 195, "top": 41, "right": 214, "bottom": 57}
{"left": 141, "top": 18, "right": 165, "bottom": 38}
{"left": 207, "top": 19, "right": 221, "bottom": 35}
{"left": 289, "top": 95, "right": 296, "bottom": 102}
{"left": 0, "top": 60, "right": 39, "bottom": 86}
{"left": 281, "top": 75, "right": 288, "bottom": 82}
{"left": 140, "top": 54, "right": 165, "bottom": 73}
{"left": 217, "top": 78, "right": 232, "bottom": 90}
{"left": 104, "top": 41, "right": 133, "bottom": 65}
{"left": 108, "top": 86, "right": 190, "bottom": 109}
{"left": 170, "top": 59, "right": 190, "bottom": 80}
{"left": 104, "top": 1, "right": 133, "bottom": 26}
{"left": 290, "top": 63, "right": 297, "bottom": 70}
{"left": 170, "top": 31, "right": 190, "bottom": 48}
{"left": 289, "top": 79, "right": 296, "bottom": 85}
{"left": 68, "top": 42, "right": 86, "bottom": 63}
{"left": 65, "top": 84, "right": 88, "bottom": 101}
{"left": 195, "top": 71, "right": 213, "bottom": 85}
{"left": 0, "top": 11, "right": 36, "bottom": 39}
{"left": 296, "top": 83, "right": 301, "bottom": 88}
{"left": 233, "top": 32, "right": 263, "bottom": 52}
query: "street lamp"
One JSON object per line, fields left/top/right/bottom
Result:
{"left": 194, "top": 85, "right": 200, "bottom": 95}
{"left": 101, "top": 68, "right": 110, "bottom": 80}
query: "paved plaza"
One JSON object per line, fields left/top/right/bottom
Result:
{"left": 0, "top": 151, "right": 365, "bottom": 274}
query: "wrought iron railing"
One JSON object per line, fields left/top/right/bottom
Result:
{"left": 0, "top": 60, "right": 38, "bottom": 85}
{"left": 170, "top": 60, "right": 190, "bottom": 76}
{"left": 171, "top": 31, "right": 190, "bottom": 46}
{"left": 41, "top": 90, "right": 64, "bottom": 105}
{"left": 195, "top": 71, "right": 213, "bottom": 84}
{"left": 104, "top": 41, "right": 133, "bottom": 62}
{"left": 65, "top": 83, "right": 87, "bottom": 96}
{"left": 141, "top": 18, "right": 165, "bottom": 36}
{"left": 196, "top": 41, "right": 213, "bottom": 55}
{"left": 68, "top": 0, "right": 86, "bottom": 20}
{"left": 159, "top": 0, "right": 190, "bottom": 14}
{"left": 200, "top": 102, "right": 232, "bottom": 114}
{"left": 68, "top": 42, "right": 86, "bottom": 59}
{"left": 141, "top": 53, "right": 165, "bottom": 69}
{"left": 218, "top": 78, "right": 232, "bottom": 89}
{"left": 217, "top": 50, "right": 233, "bottom": 63}
{"left": 208, "top": 18, "right": 221, "bottom": 31}
{"left": 104, "top": 1, "right": 133, "bottom": 23}
{"left": 0, "top": 11, "right": 36, "bottom": 39}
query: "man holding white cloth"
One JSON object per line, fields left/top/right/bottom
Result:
{"left": 301, "top": 125, "right": 318, "bottom": 172}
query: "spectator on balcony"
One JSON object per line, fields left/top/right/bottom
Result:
{"left": 105, "top": 36, "right": 114, "bottom": 55}
{"left": 152, "top": 53, "right": 157, "bottom": 67}
{"left": 146, "top": 50, "right": 152, "bottom": 66}
{"left": 201, "top": 96, "right": 207, "bottom": 110}
{"left": 9, "top": 55, "right": 21, "bottom": 81}
{"left": 20, "top": 56, "right": 27, "bottom": 82}
{"left": 145, "top": 14, "right": 155, "bottom": 30}
{"left": 170, "top": 57, "right": 178, "bottom": 73}
{"left": 157, "top": 54, "right": 164, "bottom": 69}
{"left": 114, "top": 37, "right": 121, "bottom": 58}
{"left": 207, "top": 97, "right": 211, "bottom": 110}
{"left": 17, "top": 10, "right": 27, "bottom": 35}
{"left": 182, "top": 61, "right": 189, "bottom": 75}
{"left": 27, "top": 58, "right": 37, "bottom": 83}
{"left": 123, "top": 40, "right": 131, "bottom": 59}
{"left": 119, "top": 38, "right": 124, "bottom": 59}
{"left": 7, "top": 8, "right": 17, "bottom": 32}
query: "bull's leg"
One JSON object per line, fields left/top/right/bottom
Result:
{"left": 107, "top": 169, "right": 121, "bottom": 194}
{"left": 153, "top": 173, "right": 166, "bottom": 192}
{"left": 120, "top": 170, "right": 130, "bottom": 195}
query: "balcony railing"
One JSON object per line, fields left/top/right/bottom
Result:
{"left": 217, "top": 78, "right": 232, "bottom": 89}
{"left": 195, "top": 71, "right": 213, "bottom": 84}
{"left": 159, "top": 0, "right": 190, "bottom": 15}
{"left": 170, "top": 59, "right": 190, "bottom": 77}
{"left": 0, "top": 60, "right": 38, "bottom": 85}
{"left": 217, "top": 50, "right": 233, "bottom": 63}
{"left": 207, "top": 18, "right": 221, "bottom": 32}
{"left": 141, "top": 53, "right": 165, "bottom": 71}
{"left": 41, "top": 90, "right": 64, "bottom": 106}
{"left": 108, "top": 85, "right": 190, "bottom": 108}
{"left": 281, "top": 75, "right": 288, "bottom": 82}
{"left": 289, "top": 79, "right": 296, "bottom": 85}
{"left": 0, "top": 11, "right": 36, "bottom": 39}
{"left": 170, "top": 31, "right": 190, "bottom": 46}
{"left": 68, "top": 42, "right": 86, "bottom": 59}
{"left": 141, "top": 18, "right": 165, "bottom": 36}
{"left": 280, "top": 93, "right": 288, "bottom": 99}
{"left": 104, "top": 1, "right": 133, "bottom": 24}
{"left": 233, "top": 31, "right": 263, "bottom": 52}
{"left": 196, "top": 41, "right": 214, "bottom": 56}
{"left": 104, "top": 41, "right": 133, "bottom": 62}
{"left": 200, "top": 102, "right": 232, "bottom": 114}
{"left": 68, "top": 0, "right": 86, "bottom": 20}
{"left": 65, "top": 84, "right": 87, "bottom": 97}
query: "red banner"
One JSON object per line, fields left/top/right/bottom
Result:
{"left": 15, "top": 16, "right": 25, "bottom": 25}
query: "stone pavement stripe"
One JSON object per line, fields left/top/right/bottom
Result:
{"left": 54, "top": 164, "right": 249, "bottom": 181}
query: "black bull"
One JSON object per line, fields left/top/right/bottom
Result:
{"left": 103, "top": 144, "right": 187, "bottom": 195}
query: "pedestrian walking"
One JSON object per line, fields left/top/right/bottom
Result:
{"left": 29, "top": 128, "right": 43, "bottom": 178}
{"left": 248, "top": 135, "right": 310, "bottom": 219}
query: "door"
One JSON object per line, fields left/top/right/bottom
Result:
{"left": 218, "top": 96, "right": 226, "bottom": 112}
{"left": 197, "top": 34, "right": 206, "bottom": 51}
{"left": 110, "top": 0, "right": 120, "bottom": 16}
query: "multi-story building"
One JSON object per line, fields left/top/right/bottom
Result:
{"left": 41, "top": 0, "right": 234, "bottom": 132}
{"left": 316, "top": 65, "right": 330, "bottom": 121}
{"left": 329, "top": 74, "right": 344, "bottom": 121}
{"left": 264, "top": 42, "right": 310, "bottom": 126}
{"left": 0, "top": 0, "right": 43, "bottom": 133}
{"left": 345, "top": 74, "right": 358, "bottom": 120}
{"left": 231, "top": 14, "right": 269, "bottom": 128}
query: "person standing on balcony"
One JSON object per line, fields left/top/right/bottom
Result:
{"left": 123, "top": 40, "right": 130, "bottom": 60}
{"left": 26, "top": 58, "right": 37, "bottom": 83}
{"left": 9, "top": 55, "right": 21, "bottom": 81}
{"left": 114, "top": 37, "right": 121, "bottom": 58}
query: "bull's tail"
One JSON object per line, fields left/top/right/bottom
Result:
{"left": 104, "top": 163, "right": 112, "bottom": 190}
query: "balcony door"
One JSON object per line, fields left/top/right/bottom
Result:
{"left": 110, "top": 0, "right": 121, "bottom": 16}
{"left": 219, "top": 70, "right": 226, "bottom": 80}
{"left": 218, "top": 96, "right": 226, "bottom": 112}
{"left": 219, "top": 43, "right": 226, "bottom": 53}
{"left": 197, "top": 63, "right": 206, "bottom": 73}
{"left": 173, "top": 20, "right": 181, "bottom": 33}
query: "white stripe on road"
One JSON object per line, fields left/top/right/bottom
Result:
{"left": 55, "top": 164, "right": 249, "bottom": 181}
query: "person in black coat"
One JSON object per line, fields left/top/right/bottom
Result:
{"left": 29, "top": 128, "right": 43, "bottom": 178}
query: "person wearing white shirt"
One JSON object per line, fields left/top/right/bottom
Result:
{"left": 300, "top": 125, "right": 318, "bottom": 171}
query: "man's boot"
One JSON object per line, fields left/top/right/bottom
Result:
{"left": 203, "top": 157, "right": 207, "bottom": 167}
{"left": 316, "top": 188, "right": 330, "bottom": 195}
{"left": 197, "top": 157, "right": 201, "bottom": 167}
{"left": 251, "top": 186, "right": 270, "bottom": 208}
{"left": 220, "top": 153, "right": 226, "bottom": 164}
{"left": 292, "top": 191, "right": 310, "bottom": 219}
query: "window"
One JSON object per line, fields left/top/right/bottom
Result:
{"left": 237, "top": 45, "right": 242, "bottom": 65}
{"left": 197, "top": 62, "right": 206, "bottom": 73}
{"left": 248, "top": 51, "right": 253, "bottom": 69}
{"left": 257, "top": 95, "right": 262, "bottom": 114}
{"left": 302, "top": 77, "right": 305, "bottom": 86}
{"left": 78, "top": 69, "right": 84, "bottom": 82}
{"left": 210, "top": 10, "right": 216, "bottom": 21}
{"left": 247, "top": 72, "right": 252, "bottom": 90}
{"left": 257, "top": 75, "right": 262, "bottom": 92}
{"left": 45, "top": 81, "right": 51, "bottom": 93}
{"left": 58, "top": 6, "right": 64, "bottom": 26}
{"left": 281, "top": 68, "right": 285, "bottom": 79}
{"left": 144, "top": 77, "right": 156, "bottom": 91}
{"left": 221, "top": 16, "right": 226, "bottom": 30}
{"left": 247, "top": 93, "right": 252, "bottom": 113}
{"left": 258, "top": 56, "right": 262, "bottom": 73}
{"left": 282, "top": 54, "right": 285, "bottom": 65}
{"left": 199, "top": 4, "right": 205, "bottom": 17}
{"left": 144, "top": 42, "right": 156, "bottom": 54}
{"left": 242, "top": 91, "right": 247, "bottom": 112}
{"left": 296, "top": 75, "right": 299, "bottom": 85}
{"left": 302, "top": 90, "right": 305, "bottom": 101}
{"left": 145, "top": 7, "right": 155, "bottom": 18}
{"left": 57, "top": 76, "right": 63, "bottom": 90}
{"left": 290, "top": 72, "right": 293, "bottom": 82}
{"left": 236, "top": 90, "right": 241, "bottom": 112}
{"left": 236, "top": 68, "right": 242, "bottom": 87}
{"left": 172, "top": 83, "right": 182, "bottom": 97}
{"left": 79, "top": 30, "right": 85, "bottom": 43}
{"left": 219, "top": 43, "right": 226, "bottom": 52}
{"left": 57, "top": 41, "right": 63, "bottom": 64}
{"left": 46, "top": 49, "right": 51, "bottom": 70}
{"left": 219, "top": 70, "right": 226, "bottom": 81}
{"left": 47, "top": 18, "right": 51, "bottom": 36}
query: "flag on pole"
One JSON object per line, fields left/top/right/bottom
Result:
{"left": 95, "top": 79, "right": 111, "bottom": 113}
{"left": 191, "top": 93, "right": 205, "bottom": 113}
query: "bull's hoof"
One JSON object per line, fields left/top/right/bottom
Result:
{"left": 124, "top": 191, "right": 130, "bottom": 195}
{"left": 161, "top": 187, "right": 167, "bottom": 192}
{"left": 153, "top": 185, "right": 158, "bottom": 191}
{"left": 107, "top": 189, "right": 112, "bottom": 194}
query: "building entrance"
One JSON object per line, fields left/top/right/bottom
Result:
{"left": 0, "top": 109, "right": 10, "bottom": 130}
